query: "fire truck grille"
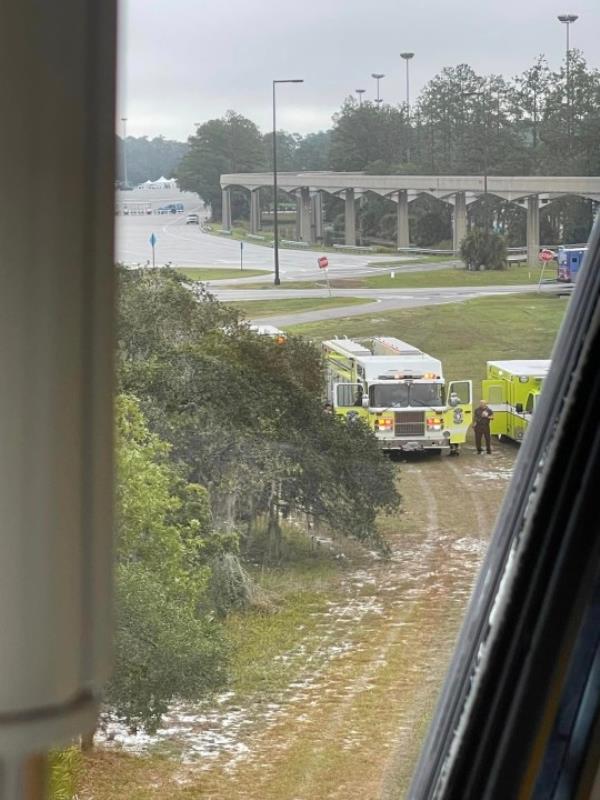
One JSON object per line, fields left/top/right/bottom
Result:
{"left": 394, "top": 411, "right": 425, "bottom": 437}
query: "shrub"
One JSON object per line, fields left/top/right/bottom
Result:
{"left": 49, "top": 748, "right": 82, "bottom": 800}
{"left": 460, "top": 228, "right": 508, "bottom": 271}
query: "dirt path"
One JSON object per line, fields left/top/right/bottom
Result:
{"left": 92, "top": 443, "right": 516, "bottom": 800}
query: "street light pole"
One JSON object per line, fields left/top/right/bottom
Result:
{"left": 372, "top": 73, "right": 385, "bottom": 107}
{"left": 400, "top": 53, "right": 414, "bottom": 118}
{"left": 121, "top": 117, "right": 129, "bottom": 189}
{"left": 356, "top": 88, "right": 366, "bottom": 107}
{"left": 558, "top": 14, "right": 578, "bottom": 155}
{"left": 272, "top": 79, "right": 303, "bottom": 286}
{"left": 400, "top": 53, "right": 415, "bottom": 161}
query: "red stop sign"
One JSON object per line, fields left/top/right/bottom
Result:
{"left": 318, "top": 256, "right": 329, "bottom": 269}
{"left": 539, "top": 248, "right": 555, "bottom": 262}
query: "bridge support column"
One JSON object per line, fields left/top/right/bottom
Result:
{"left": 295, "top": 192, "right": 302, "bottom": 239}
{"left": 300, "top": 187, "right": 312, "bottom": 244}
{"left": 250, "top": 189, "right": 261, "bottom": 234}
{"left": 311, "top": 191, "right": 323, "bottom": 242}
{"left": 453, "top": 191, "right": 467, "bottom": 252}
{"left": 345, "top": 188, "right": 356, "bottom": 246}
{"left": 221, "top": 188, "right": 232, "bottom": 230}
{"left": 527, "top": 195, "right": 540, "bottom": 266}
{"left": 397, "top": 190, "right": 410, "bottom": 249}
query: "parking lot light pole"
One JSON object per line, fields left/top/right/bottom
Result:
{"left": 558, "top": 14, "right": 579, "bottom": 153}
{"left": 372, "top": 73, "right": 385, "bottom": 107}
{"left": 400, "top": 53, "right": 414, "bottom": 117}
{"left": 356, "top": 88, "right": 366, "bottom": 107}
{"left": 273, "top": 79, "right": 303, "bottom": 286}
{"left": 400, "top": 53, "right": 415, "bottom": 160}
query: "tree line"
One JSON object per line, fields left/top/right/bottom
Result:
{"left": 176, "top": 53, "right": 600, "bottom": 247}
{"left": 116, "top": 135, "right": 188, "bottom": 187}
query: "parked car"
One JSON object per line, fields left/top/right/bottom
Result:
{"left": 186, "top": 213, "right": 200, "bottom": 225}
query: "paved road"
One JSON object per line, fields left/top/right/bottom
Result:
{"left": 115, "top": 187, "right": 456, "bottom": 280}
{"left": 210, "top": 284, "right": 569, "bottom": 327}
{"left": 116, "top": 188, "right": 570, "bottom": 327}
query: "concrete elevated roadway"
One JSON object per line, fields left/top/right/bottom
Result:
{"left": 220, "top": 172, "right": 600, "bottom": 265}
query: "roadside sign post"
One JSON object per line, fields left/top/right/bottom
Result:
{"left": 240, "top": 240, "right": 244, "bottom": 271}
{"left": 538, "top": 248, "right": 556, "bottom": 291}
{"left": 318, "top": 256, "right": 331, "bottom": 296}
{"left": 149, "top": 232, "right": 157, "bottom": 268}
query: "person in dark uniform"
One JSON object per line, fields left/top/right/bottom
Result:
{"left": 473, "top": 399, "right": 494, "bottom": 454}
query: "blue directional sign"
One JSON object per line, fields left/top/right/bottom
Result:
{"left": 149, "top": 233, "right": 157, "bottom": 247}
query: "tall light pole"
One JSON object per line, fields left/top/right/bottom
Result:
{"left": 372, "top": 73, "right": 385, "bottom": 107}
{"left": 400, "top": 52, "right": 414, "bottom": 118}
{"left": 356, "top": 88, "right": 366, "bottom": 107}
{"left": 400, "top": 53, "right": 415, "bottom": 161}
{"left": 273, "top": 79, "right": 304, "bottom": 286}
{"left": 121, "top": 117, "right": 129, "bottom": 189}
{"left": 558, "top": 14, "right": 578, "bottom": 154}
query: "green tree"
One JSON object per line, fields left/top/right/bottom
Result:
{"left": 330, "top": 99, "right": 410, "bottom": 171}
{"left": 117, "top": 270, "right": 400, "bottom": 562}
{"left": 510, "top": 56, "right": 552, "bottom": 172}
{"left": 460, "top": 228, "right": 508, "bottom": 271}
{"left": 263, "top": 130, "right": 301, "bottom": 171}
{"left": 416, "top": 64, "right": 526, "bottom": 175}
{"left": 539, "top": 52, "right": 600, "bottom": 175}
{"left": 176, "top": 111, "right": 265, "bottom": 219}
{"left": 106, "top": 395, "right": 228, "bottom": 733}
{"left": 294, "top": 131, "right": 331, "bottom": 170}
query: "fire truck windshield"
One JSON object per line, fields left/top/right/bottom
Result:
{"left": 370, "top": 382, "right": 443, "bottom": 408}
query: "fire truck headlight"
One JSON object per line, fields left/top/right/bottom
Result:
{"left": 427, "top": 417, "right": 444, "bottom": 431}
{"left": 375, "top": 418, "right": 393, "bottom": 431}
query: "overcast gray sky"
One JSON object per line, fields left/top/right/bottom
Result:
{"left": 118, "top": 0, "right": 599, "bottom": 142}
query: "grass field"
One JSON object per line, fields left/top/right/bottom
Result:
{"left": 175, "top": 267, "right": 269, "bottom": 281}
{"left": 227, "top": 296, "right": 371, "bottom": 318}
{"left": 356, "top": 264, "right": 546, "bottom": 289}
{"left": 290, "top": 293, "right": 569, "bottom": 401}
{"left": 365, "top": 255, "right": 461, "bottom": 266}
{"left": 240, "top": 264, "right": 548, "bottom": 291}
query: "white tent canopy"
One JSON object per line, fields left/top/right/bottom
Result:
{"left": 137, "top": 176, "right": 176, "bottom": 189}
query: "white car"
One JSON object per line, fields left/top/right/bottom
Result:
{"left": 185, "top": 213, "right": 200, "bottom": 225}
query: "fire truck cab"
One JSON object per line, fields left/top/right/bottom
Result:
{"left": 322, "top": 336, "right": 472, "bottom": 454}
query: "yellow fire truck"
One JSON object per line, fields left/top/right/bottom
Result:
{"left": 322, "top": 336, "right": 472, "bottom": 454}
{"left": 482, "top": 359, "right": 550, "bottom": 442}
